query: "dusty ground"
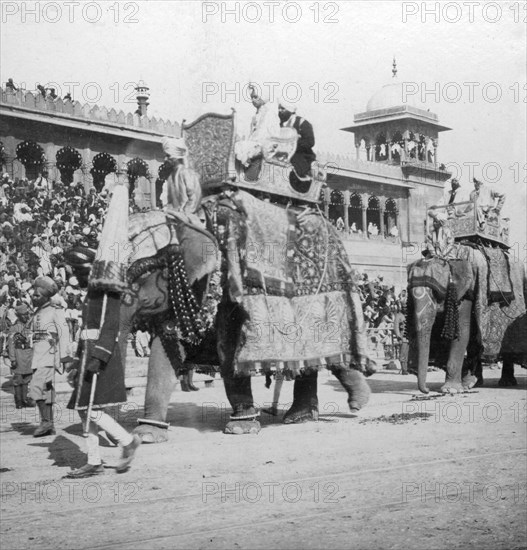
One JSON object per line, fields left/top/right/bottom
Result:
{"left": 0, "top": 366, "right": 526, "bottom": 550}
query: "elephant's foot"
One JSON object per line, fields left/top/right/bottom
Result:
{"left": 230, "top": 406, "right": 259, "bottom": 421}
{"left": 440, "top": 381, "right": 464, "bottom": 394}
{"left": 283, "top": 404, "right": 319, "bottom": 424}
{"left": 462, "top": 374, "right": 478, "bottom": 391}
{"left": 332, "top": 369, "right": 371, "bottom": 412}
{"left": 224, "top": 420, "right": 261, "bottom": 435}
{"left": 498, "top": 375, "right": 518, "bottom": 387}
{"left": 134, "top": 420, "right": 169, "bottom": 444}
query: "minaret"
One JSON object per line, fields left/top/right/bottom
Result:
{"left": 135, "top": 80, "right": 150, "bottom": 116}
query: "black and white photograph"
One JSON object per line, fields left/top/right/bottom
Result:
{"left": 0, "top": 1, "right": 526, "bottom": 548}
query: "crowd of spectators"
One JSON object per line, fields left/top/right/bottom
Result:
{"left": 0, "top": 171, "right": 154, "bottom": 356}
{"left": 331, "top": 216, "right": 399, "bottom": 239}
{"left": 357, "top": 274, "right": 407, "bottom": 360}
{"left": 0, "top": 171, "right": 110, "bottom": 350}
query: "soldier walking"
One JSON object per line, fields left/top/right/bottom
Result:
{"left": 28, "top": 277, "right": 73, "bottom": 437}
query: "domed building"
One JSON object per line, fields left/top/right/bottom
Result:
{"left": 318, "top": 63, "right": 453, "bottom": 288}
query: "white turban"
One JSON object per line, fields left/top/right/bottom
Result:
{"left": 248, "top": 83, "right": 271, "bottom": 103}
{"left": 162, "top": 137, "right": 188, "bottom": 159}
{"left": 278, "top": 98, "right": 297, "bottom": 113}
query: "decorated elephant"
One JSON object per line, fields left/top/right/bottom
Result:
{"left": 119, "top": 189, "right": 375, "bottom": 442}
{"left": 406, "top": 242, "right": 526, "bottom": 394}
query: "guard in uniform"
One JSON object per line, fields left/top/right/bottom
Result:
{"left": 28, "top": 276, "right": 73, "bottom": 437}
{"left": 8, "top": 304, "right": 35, "bottom": 408}
{"left": 64, "top": 180, "right": 140, "bottom": 478}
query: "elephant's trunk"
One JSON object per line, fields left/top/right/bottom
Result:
{"left": 119, "top": 302, "right": 137, "bottom": 361}
{"left": 417, "top": 335, "right": 431, "bottom": 394}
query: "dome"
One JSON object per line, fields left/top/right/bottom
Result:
{"left": 366, "top": 80, "right": 421, "bottom": 112}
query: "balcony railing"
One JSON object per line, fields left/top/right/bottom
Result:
{"left": 337, "top": 230, "right": 401, "bottom": 244}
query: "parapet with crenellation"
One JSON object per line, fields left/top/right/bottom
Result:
{"left": 0, "top": 86, "right": 180, "bottom": 138}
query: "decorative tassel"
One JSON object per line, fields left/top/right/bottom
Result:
{"left": 441, "top": 280, "right": 459, "bottom": 341}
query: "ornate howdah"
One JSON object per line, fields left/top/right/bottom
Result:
{"left": 427, "top": 200, "right": 510, "bottom": 248}
{"left": 182, "top": 112, "right": 236, "bottom": 186}
{"left": 181, "top": 111, "right": 326, "bottom": 203}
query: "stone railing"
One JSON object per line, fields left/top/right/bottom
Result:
{"left": 336, "top": 230, "right": 401, "bottom": 244}
{"left": 317, "top": 152, "right": 404, "bottom": 179}
{"left": 0, "top": 87, "right": 179, "bottom": 136}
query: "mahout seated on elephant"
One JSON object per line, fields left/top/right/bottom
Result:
{"left": 119, "top": 190, "right": 376, "bottom": 442}
{"left": 406, "top": 238, "right": 526, "bottom": 394}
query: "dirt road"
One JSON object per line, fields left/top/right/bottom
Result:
{"left": 1, "top": 368, "right": 526, "bottom": 550}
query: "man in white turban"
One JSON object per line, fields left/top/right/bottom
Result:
{"left": 234, "top": 85, "right": 281, "bottom": 168}
{"left": 161, "top": 137, "right": 202, "bottom": 222}
{"left": 424, "top": 211, "right": 456, "bottom": 260}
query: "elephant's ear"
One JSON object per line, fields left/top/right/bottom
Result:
{"left": 177, "top": 223, "right": 219, "bottom": 285}
{"left": 128, "top": 211, "right": 175, "bottom": 265}
{"left": 450, "top": 260, "right": 474, "bottom": 302}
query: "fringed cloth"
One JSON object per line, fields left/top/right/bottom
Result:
{"left": 214, "top": 190, "right": 374, "bottom": 377}
{"left": 479, "top": 245, "right": 514, "bottom": 305}
{"left": 456, "top": 243, "right": 526, "bottom": 360}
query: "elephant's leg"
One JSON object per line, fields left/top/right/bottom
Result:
{"left": 223, "top": 376, "right": 261, "bottom": 435}
{"left": 331, "top": 367, "right": 371, "bottom": 412}
{"left": 409, "top": 287, "right": 438, "bottom": 394}
{"left": 442, "top": 300, "right": 472, "bottom": 393}
{"left": 283, "top": 371, "right": 319, "bottom": 424}
{"left": 134, "top": 336, "right": 177, "bottom": 444}
{"left": 499, "top": 357, "right": 518, "bottom": 387}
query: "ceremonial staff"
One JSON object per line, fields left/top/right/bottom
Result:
{"left": 84, "top": 293, "right": 107, "bottom": 436}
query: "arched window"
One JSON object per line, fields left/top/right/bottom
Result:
{"left": 328, "top": 189, "right": 344, "bottom": 225}
{"left": 348, "top": 193, "right": 363, "bottom": 233}
{"left": 15, "top": 140, "right": 46, "bottom": 180}
{"left": 366, "top": 196, "right": 380, "bottom": 236}
{"left": 90, "top": 152, "right": 117, "bottom": 192}
{"left": 127, "top": 157, "right": 149, "bottom": 183}
{"left": 384, "top": 198, "right": 399, "bottom": 238}
{"left": 127, "top": 157, "right": 150, "bottom": 201}
{"left": 56, "top": 146, "right": 82, "bottom": 185}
